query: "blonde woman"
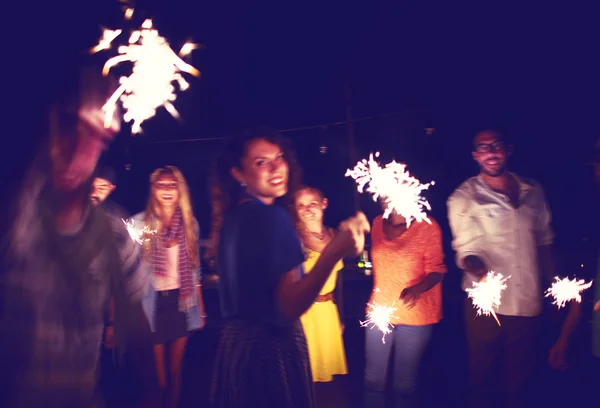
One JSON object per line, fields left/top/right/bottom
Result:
{"left": 133, "top": 166, "right": 206, "bottom": 408}
{"left": 294, "top": 186, "right": 348, "bottom": 384}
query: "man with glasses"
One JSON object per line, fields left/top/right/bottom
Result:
{"left": 447, "top": 130, "right": 579, "bottom": 408}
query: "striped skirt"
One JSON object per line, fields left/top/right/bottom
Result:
{"left": 210, "top": 318, "right": 315, "bottom": 408}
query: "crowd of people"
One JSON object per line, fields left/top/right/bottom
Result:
{"left": 0, "top": 58, "right": 598, "bottom": 408}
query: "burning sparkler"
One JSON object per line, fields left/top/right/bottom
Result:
{"left": 91, "top": 7, "right": 201, "bottom": 133}
{"left": 360, "top": 289, "right": 399, "bottom": 343}
{"left": 545, "top": 276, "right": 593, "bottom": 309}
{"left": 122, "top": 218, "right": 156, "bottom": 245}
{"left": 466, "top": 271, "right": 510, "bottom": 326}
{"left": 345, "top": 152, "right": 434, "bottom": 226}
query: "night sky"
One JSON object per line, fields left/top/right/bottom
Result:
{"left": 2, "top": 1, "right": 599, "bottom": 278}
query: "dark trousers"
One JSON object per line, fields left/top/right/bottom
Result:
{"left": 464, "top": 299, "right": 541, "bottom": 408}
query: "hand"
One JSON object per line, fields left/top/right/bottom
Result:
{"left": 594, "top": 301, "right": 600, "bottom": 312}
{"left": 548, "top": 339, "right": 568, "bottom": 371}
{"left": 400, "top": 284, "right": 422, "bottom": 309}
{"left": 334, "top": 212, "right": 370, "bottom": 258}
{"left": 103, "top": 326, "right": 116, "bottom": 349}
{"left": 464, "top": 255, "right": 487, "bottom": 278}
{"left": 194, "top": 315, "right": 206, "bottom": 331}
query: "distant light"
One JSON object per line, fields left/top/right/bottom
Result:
{"left": 424, "top": 128, "right": 435, "bottom": 135}
{"left": 581, "top": 264, "right": 584, "bottom": 268}
{"left": 125, "top": 164, "right": 132, "bottom": 171}
{"left": 319, "top": 145, "right": 328, "bottom": 154}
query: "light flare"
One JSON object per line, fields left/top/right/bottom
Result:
{"left": 360, "top": 289, "right": 398, "bottom": 344}
{"left": 345, "top": 152, "right": 434, "bottom": 226}
{"left": 466, "top": 271, "right": 510, "bottom": 326}
{"left": 91, "top": 10, "right": 200, "bottom": 134}
{"left": 545, "top": 276, "right": 593, "bottom": 309}
{"left": 122, "top": 218, "right": 156, "bottom": 245}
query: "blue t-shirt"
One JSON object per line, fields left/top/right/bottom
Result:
{"left": 217, "top": 199, "right": 304, "bottom": 327}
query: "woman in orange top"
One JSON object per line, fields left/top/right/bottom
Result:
{"left": 364, "top": 199, "right": 447, "bottom": 408}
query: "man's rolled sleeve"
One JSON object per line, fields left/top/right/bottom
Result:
{"left": 535, "top": 187, "right": 554, "bottom": 247}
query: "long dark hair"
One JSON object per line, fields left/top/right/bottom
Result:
{"left": 206, "top": 126, "right": 302, "bottom": 261}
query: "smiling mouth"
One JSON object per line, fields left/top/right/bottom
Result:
{"left": 269, "top": 177, "right": 284, "bottom": 186}
{"left": 162, "top": 195, "right": 174, "bottom": 200}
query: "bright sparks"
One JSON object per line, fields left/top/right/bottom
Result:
{"left": 122, "top": 219, "right": 156, "bottom": 245}
{"left": 91, "top": 10, "right": 200, "bottom": 134}
{"left": 545, "top": 276, "right": 593, "bottom": 309}
{"left": 345, "top": 152, "right": 434, "bottom": 226}
{"left": 466, "top": 271, "right": 510, "bottom": 326}
{"left": 360, "top": 294, "right": 398, "bottom": 344}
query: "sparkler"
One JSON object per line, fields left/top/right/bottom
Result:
{"left": 545, "top": 276, "right": 593, "bottom": 309}
{"left": 360, "top": 289, "right": 399, "bottom": 344}
{"left": 122, "top": 219, "right": 156, "bottom": 245}
{"left": 466, "top": 271, "right": 510, "bottom": 326}
{"left": 91, "top": 7, "right": 201, "bottom": 134}
{"left": 345, "top": 152, "right": 434, "bottom": 226}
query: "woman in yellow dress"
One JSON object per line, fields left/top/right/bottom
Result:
{"left": 293, "top": 186, "right": 348, "bottom": 383}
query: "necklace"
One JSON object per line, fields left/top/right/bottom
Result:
{"left": 305, "top": 226, "right": 329, "bottom": 241}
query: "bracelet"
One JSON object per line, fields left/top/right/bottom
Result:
{"left": 200, "top": 314, "right": 207, "bottom": 318}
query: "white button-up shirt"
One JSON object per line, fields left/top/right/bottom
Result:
{"left": 447, "top": 173, "right": 554, "bottom": 317}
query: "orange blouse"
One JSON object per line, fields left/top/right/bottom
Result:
{"left": 369, "top": 216, "right": 447, "bottom": 326}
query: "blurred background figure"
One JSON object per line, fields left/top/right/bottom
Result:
{"left": 293, "top": 186, "right": 348, "bottom": 400}
{"left": 364, "top": 197, "right": 446, "bottom": 408}
{"left": 90, "top": 165, "right": 160, "bottom": 408}
{"left": 134, "top": 166, "right": 206, "bottom": 408}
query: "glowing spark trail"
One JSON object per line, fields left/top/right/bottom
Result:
{"left": 122, "top": 219, "right": 156, "bottom": 245}
{"left": 466, "top": 271, "right": 510, "bottom": 326}
{"left": 91, "top": 9, "right": 200, "bottom": 134}
{"left": 360, "top": 289, "right": 398, "bottom": 344}
{"left": 545, "top": 276, "right": 593, "bottom": 309}
{"left": 345, "top": 152, "right": 434, "bottom": 226}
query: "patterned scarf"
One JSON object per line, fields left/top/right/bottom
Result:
{"left": 151, "top": 208, "right": 195, "bottom": 311}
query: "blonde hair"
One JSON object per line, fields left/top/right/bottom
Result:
{"left": 144, "top": 166, "right": 199, "bottom": 268}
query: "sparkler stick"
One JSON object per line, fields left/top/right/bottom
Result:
{"left": 91, "top": 7, "right": 201, "bottom": 134}
{"left": 545, "top": 276, "right": 593, "bottom": 309}
{"left": 345, "top": 152, "right": 434, "bottom": 227}
{"left": 359, "top": 289, "right": 398, "bottom": 344}
{"left": 466, "top": 271, "right": 510, "bottom": 326}
{"left": 122, "top": 219, "right": 156, "bottom": 245}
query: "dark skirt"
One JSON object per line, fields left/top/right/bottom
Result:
{"left": 152, "top": 289, "right": 188, "bottom": 345}
{"left": 210, "top": 318, "right": 315, "bottom": 408}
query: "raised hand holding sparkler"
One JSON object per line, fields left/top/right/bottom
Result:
{"left": 345, "top": 152, "right": 434, "bottom": 227}
{"left": 466, "top": 271, "right": 510, "bottom": 326}
{"left": 545, "top": 276, "right": 593, "bottom": 309}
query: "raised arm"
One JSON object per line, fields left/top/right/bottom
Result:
{"left": 274, "top": 213, "right": 369, "bottom": 321}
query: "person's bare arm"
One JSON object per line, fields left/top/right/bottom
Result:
{"left": 276, "top": 213, "right": 369, "bottom": 321}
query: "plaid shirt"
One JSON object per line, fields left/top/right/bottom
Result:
{"left": 0, "top": 203, "right": 147, "bottom": 407}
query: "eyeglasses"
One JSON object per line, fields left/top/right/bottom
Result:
{"left": 474, "top": 141, "right": 506, "bottom": 153}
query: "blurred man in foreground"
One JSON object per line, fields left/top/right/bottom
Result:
{"left": 0, "top": 64, "right": 147, "bottom": 407}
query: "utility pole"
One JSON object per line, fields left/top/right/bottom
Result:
{"left": 344, "top": 80, "right": 361, "bottom": 212}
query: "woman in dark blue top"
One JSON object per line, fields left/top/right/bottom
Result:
{"left": 208, "top": 127, "right": 369, "bottom": 408}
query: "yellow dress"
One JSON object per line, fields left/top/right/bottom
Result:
{"left": 300, "top": 248, "right": 348, "bottom": 382}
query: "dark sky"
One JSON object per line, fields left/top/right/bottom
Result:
{"left": 2, "top": 1, "right": 599, "bottom": 275}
